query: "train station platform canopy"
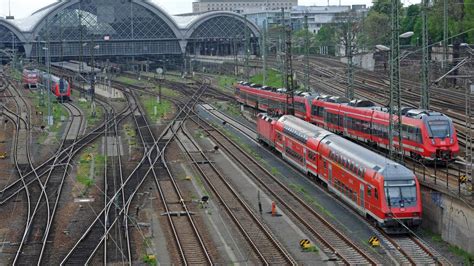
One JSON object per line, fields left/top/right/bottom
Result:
{"left": 0, "top": 0, "right": 260, "bottom": 61}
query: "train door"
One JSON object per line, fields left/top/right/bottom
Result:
{"left": 328, "top": 164, "right": 333, "bottom": 185}
{"left": 359, "top": 184, "right": 365, "bottom": 209}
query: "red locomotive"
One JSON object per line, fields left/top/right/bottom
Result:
{"left": 235, "top": 82, "right": 459, "bottom": 162}
{"left": 22, "top": 69, "right": 39, "bottom": 88}
{"left": 257, "top": 113, "right": 422, "bottom": 233}
{"left": 38, "top": 71, "right": 71, "bottom": 101}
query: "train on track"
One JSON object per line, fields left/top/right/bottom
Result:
{"left": 235, "top": 82, "right": 459, "bottom": 162}
{"left": 257, "top": 113, "right": 422, "bottom": 234}
{"left": 22, "top": 69, "right": 39, "bottom": 88}
{"left": 23, "top": 68, "right": 71, "bottom": 101}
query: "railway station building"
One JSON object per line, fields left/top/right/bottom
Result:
{"left": 0, "top": 0, "right": 260, "bottom": 70}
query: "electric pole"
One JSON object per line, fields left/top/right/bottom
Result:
{"left": 285, "top": 25, "right": 295, "bottom": 116}
{"left": 280, "top": 8, "right": 286, "bottom": 87}
{"left": 262, "top": 19, "right": 268, "bottom": 85}
{"left": 244, "top": 15, "right": 250, "bottom": 81}
{"left": 346, "top": 14, "right": 354, "bottom": 99}
{"left": 420, "top": 0, "right": 430, "bottom": 109}
{"left": 443, "top": 0, "right": 448, "bottom": 72}
{"left": 304, "top": 15, "right": 310, "bottom": 91}
{"left": 389, "top": 0, "right": 403, "bottom": 161}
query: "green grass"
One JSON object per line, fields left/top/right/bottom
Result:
{"left": 142, "top": 254, "right": 157, "bottom": 266}
{"left": 32, "top": 91, "right": 69, "bottom": 133}
{"left": 423, "top": 229, "right": 474, "bottom": 264}
{"left": 289, "top": 183, "right": 335, "bottom": 219}
{"left": 218, "top": 75, "right": 237, "bottom": 90}
{"left": 250, "top": 69, "right": 284, "bottom": 88}
{"left": 77, "top": 100, "right": 103, "bottom": 126}
{"left": 141, "top": 97, "right": 172, "bottom": 122}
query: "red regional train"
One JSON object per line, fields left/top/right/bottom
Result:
{"left": 38, "top": 71, "right": 71, "bottom": 101}
{"left": 257, "top": 113, "right": 422, "bottom": 233}
{"left": 22, "top": 69, "right": 39, "bottom": 88}
{"left": 236, "top": 82, "right": 459, "bottom": 162}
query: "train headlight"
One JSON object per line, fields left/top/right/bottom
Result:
{"left": 450, "top": 138, "right": 454, "bottom": 144}
{"left": 412, "top": 212, "right": 420, "bottom": 217}
{"left": 431, "top": 139, "right": 435, "bottom": 145}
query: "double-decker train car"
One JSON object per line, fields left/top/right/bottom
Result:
{"left": 38, "top": 72, "right": 71, "bottom": 101}
{"left": 22, "top": 69, "right": 39, "bottom": 88}
{"left": 257, "top": 114, "right": 422, "bottom": 233}
{"left": 235, "top": 81, "right": 459, "bottom": 161}
{"left": 310, "top": 98, "right": 459, "bottom": 161}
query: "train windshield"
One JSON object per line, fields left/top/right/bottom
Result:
{"left": 427, "top": 120, "right": 450, "bottom": 138}
{"left": 59, "top": 79, "right": 68, "bottom": 93}
{"left": 384, "top": 180, "right": 417, "bottom": 208}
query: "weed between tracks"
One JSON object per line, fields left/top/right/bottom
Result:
{"left": 77, "top": 99, "right": 103, "bottom": 127}
{"left": 140, "top": 97, "right": 172, "bottom": 122}
{"left": 75, "top": 145, "right": 103, "bottom": 196}
{"left": 250, "top": 69, "right": 284, "bottom": 88}
{"left": 289, "top": 183, "right": 335, "bottom": 219}
{"left": 423, "top": 229, "right": 474, "bottom": 264}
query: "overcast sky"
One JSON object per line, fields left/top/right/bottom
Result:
{"left": 0, "top": 0, "right": 420, "bottom": 18}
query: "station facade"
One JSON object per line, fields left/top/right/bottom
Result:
{"left": 0, "top": 0, "right": 260, "bottom": 69}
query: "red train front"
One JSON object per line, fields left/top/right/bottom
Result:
{"left": 257, "top": 114, "right": 422, "bottom": 234}
{"left": 22, "top": 69, "right": 39, "bottom": 88}
{"left": 39, "top": 72, "right": 71, "bottom": 101}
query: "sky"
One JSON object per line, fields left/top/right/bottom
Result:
{"left": 0, "top": 0, "right": 420, "bottom": 18}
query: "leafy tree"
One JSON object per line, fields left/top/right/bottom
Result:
{"left": 314, "top": 25, "right": 337, "bottom": 55}
{"left": 464, "top": 0, "right": 474, "bottom": 43}
{"left": 360, "top": 11, "right": 391, "bottom": 48}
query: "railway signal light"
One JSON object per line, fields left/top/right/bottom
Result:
{"left": 368, "top": 236, "right": 380, "bottom": 247}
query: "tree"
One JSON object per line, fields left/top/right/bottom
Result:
{"left": 464, "top": 0, "right": 474, "bottom": 43}
{"left": 315, "top": 25, "right": 337, "bottom": 55}
{"left": 360, "top": 11, "right": 391, "bottom": 48}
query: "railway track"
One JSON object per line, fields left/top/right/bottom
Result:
{"left": 191, "top": 105, "right": 378, "bottom": 264}
{"left": 60, "top": 79, "right": 213, "bottom": 264}
{"left": 202, "top": 104, "right": 454, "bottom": 265}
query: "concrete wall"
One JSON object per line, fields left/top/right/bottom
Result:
{"left": 339, "top": 52, "right": 375, "bottom": 71}
{"left": 421, "top": 186, "right": 474, "bottom": 254}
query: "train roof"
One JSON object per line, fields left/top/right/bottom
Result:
{"left": 279, "top": 115, "right": 331, "bottom": 141}
{"left": 279, "top": 116, "right": 414, "bottom": 181}
{"left": 323, "top": 134, "right": 414, "bottom": 180}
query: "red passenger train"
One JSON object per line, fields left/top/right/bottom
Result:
{"left": 235, "top": 82, "right": 459, "bottom": 162}
{"left": 38, "top": 71, "right": 71, "bottom": 101}
{"left": 22, "top": 69, "right": 39, "bottom": 88}
{"left": 257, "top": 114, "right": 422, "bottom": 233}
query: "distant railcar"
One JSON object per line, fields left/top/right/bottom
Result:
{"left": 38, "top": 72, "right": 71, "bottom": 101}
{"left": 22, "top": 69, "right": 39, "bottom": 88}
{"left": 257, "top": 114, "right": 422, "bottom": 234}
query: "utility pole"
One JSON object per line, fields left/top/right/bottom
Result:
{"left": 443, "top": 0, "right": 448, "bottom": 72}
{"left": 466, "top": 80, "right": 473, "bottom": 191}
{"left": 304, "top": 14, "right": 310, "bottom": 91}
{"left": 262, "top": 19, "right": 268, "bottom": 85}
{"left": 244, "top": 15, "right": 250, "bottom": 81}
{"left": 280, "top": 8, "right": 286, "bottom": 87}
{"left": 346, "top": 14, "right": 354, "bottom": 99}
{"left": 389, "top": 0, "right": 403, "bottom": 161}
{"left": 420, "top": 0, "right": 430, "bottom": 109}
{"left": 285, "top": 25, "right": 295, "bottom": 115}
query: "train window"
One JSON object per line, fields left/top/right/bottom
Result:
{"left": 367, "top": 186, "right": 372, "bottom": 197}
{"left": 374, "top": 188, "right": 379, "bottom": 199}
{"left": 323, "top": 161, "right": 327, "bottom": 168}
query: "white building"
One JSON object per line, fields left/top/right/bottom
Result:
{"left": 192, "top": 0, "right": 298, "bottom": 13}
{"left": 245, "top": 5, "right": 368, "bottom": 34}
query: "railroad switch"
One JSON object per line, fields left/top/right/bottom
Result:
{"left": 368, "top": 236, "right": 380, "bottom": 247}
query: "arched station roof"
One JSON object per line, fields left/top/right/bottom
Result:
{"left": 0, "top": 20, "right": 26, "bottom": 43}
{"left": 2, "top": 0, "right": 259, "bottom": 57}
{"left": 178, "top": 11, "right": 260, "bottom": 40}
